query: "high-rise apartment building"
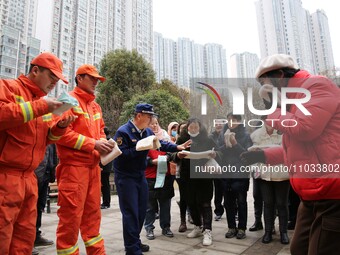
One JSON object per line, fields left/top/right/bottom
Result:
{"left": 41, "top": 0, "right": 153, "bottom": 96}
{"left": 255, "top": 0, "right": 335, "bottom": 75}
{"left": 204, "top": 43, "right": 227, "bottom": 79}
{"left": 154, "top": 33, "right": 227, "bottom": 88}
{"left": 0, "top": 0, "right": 40, "bottom": 78}
{"left": 230, "top": 52, "right": 259, "bottom": 78}
{"left": 310, "top": 9, "right": 335, "bottom": 75}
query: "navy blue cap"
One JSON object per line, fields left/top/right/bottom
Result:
{"left": 135, "top": 103, "right": 157, "bottom": 115}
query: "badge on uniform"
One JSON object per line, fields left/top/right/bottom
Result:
{"left": 132, "top": 139, "right": 137, "bottom": 143}
{"left": 131, "top": 128, "right": 136, "bottom": 133}
{"left": 116, "top": 137, "right": 123, "bottom": 146}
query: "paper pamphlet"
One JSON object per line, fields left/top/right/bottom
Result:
{"left": 154, "top": 155, "right": 168, "bottom": 188}
{"left": 179, "top": 149, "right": 213, "bottom": 159}
{"left": 247, "top": 144, "right": 281, "bottom": 151}
{"left": 100, "top": 138, "right": 122, "bottom": 166}
{"left": 52, "top": 91, "right": 79, "bottom": 116}
{"left": 136, "top": 135, "right": 161, "bottom": 151}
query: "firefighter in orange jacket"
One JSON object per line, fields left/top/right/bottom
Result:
{"left": 55, "top": 64, "right": 114, "bottom": 255}
{"left": 0, "top": 52, "right": 75, "bottom": 255}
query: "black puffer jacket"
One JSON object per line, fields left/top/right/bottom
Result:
{"left": 219, "top": 125, "right": 253, "bottom": 192}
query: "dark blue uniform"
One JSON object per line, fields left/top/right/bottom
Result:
{"left": 114, "top": 120, "right": 177, "bottom": 255}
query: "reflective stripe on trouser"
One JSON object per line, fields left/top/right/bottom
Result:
{"left": 56, "top": 164, "right": 105, "bottom": 255}
{"left": 0, "top": 171, "right": 38, "bottom": 255}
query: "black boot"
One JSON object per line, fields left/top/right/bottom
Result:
{"left": 262, "top": 231, "right": 272, "bottom": 244}
{"left": 249, "top": 221, "right": 263, "bottom": 231}
{"left": 280, "top": 232, "right": 289, "bottom": 244}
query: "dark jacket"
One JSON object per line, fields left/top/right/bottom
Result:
{"left": 220, "top": 125, "right": 253, "bottom": 192}
{"left": 113, "top": 120, "right": 178, "bottom": 178}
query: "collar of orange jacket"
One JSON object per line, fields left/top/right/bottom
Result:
{"left": 73, "top": 86, "right": 95, "bottom": 102}
{"left": 18, "top": 74, "right": 47, "bottom": 98}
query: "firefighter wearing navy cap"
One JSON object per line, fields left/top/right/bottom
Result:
{"left": 113, "top": 103, "right": 191, "bottom": 255}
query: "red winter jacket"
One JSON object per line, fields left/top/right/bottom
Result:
{"left": 264, "top": 70, "right": 340, "bottom": 200}
{"left": 145, "top": 150, "right": 170, "bottom": 178}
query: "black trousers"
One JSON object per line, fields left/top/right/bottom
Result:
{"left": 252, "top": 178, "right": 263, "bottom": 222}
{"left": 36, "top": 176, "right": 49, "bottom": 237}
{"left": 213, "top": 179, "right": 224, "bottom": 216}
{"left": 260, "top": 180, "right": 289, "bottom": 232}
{"left": 101, "top": 171, "right": 111, "bottom": 206}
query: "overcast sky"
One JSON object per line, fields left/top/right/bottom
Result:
{"left": 37, "top": 0, "right": 340, "bottom": 67}
{"left": 153, "top": 0, "right": 340, "bottom": 67}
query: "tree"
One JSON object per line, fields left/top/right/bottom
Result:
{"left": 152, "top": 79, "right": 190, "bottom": 110}
{"left": 96, "top": 49, "right": 156, "bottom": 131}
{"left": 119, "top": 89, "right": 189, "bottom": 129}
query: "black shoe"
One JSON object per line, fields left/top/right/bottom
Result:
{"left": 225, "top": 228, "right": 237, "bottom": 238}
{"left": 146, "top": 229, "right": 155, "bottom": 240}
{"left": 34, "top": 236, "right": 54, "bottom": 247}
{"left": 140, "top": 243, "right": 150, "bottom": 252}
{"left": 280, "top": 232, "right": 289, "bottom": 244}
{"left": 262, "top": 231, "right": 273, "bottom": 244}
{"left": 155, "top": 213, "right": 159, "bottom": 220}
{"left": 249, "top": 221, "right": 263, "bottom": 231}
{"left": 100, "top": 204, "right": 110, "bottom": 209}
{"left": 162, "top": 227, "right": 174, "bottom": 237}
{"left": 32, "top": 247, "right": 39, "bottom": 255}
{"left": 214, "top": 215, "right": 222, "bottom": 221}
{"left": 236, "top": 229, "right": 246, "bottom": 239}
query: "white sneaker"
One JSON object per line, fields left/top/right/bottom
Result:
{"left": 187, "top": 226, "right": 203, "bottom": 238}
{"left": 202, "top": 229, "right": 212, "bottom": 246}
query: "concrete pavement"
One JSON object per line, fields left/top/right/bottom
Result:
{"left": 35, "top": 187, "right": 292, "bottom": 255}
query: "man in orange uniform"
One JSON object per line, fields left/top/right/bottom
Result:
{"left": 55, "top": 64, "right": 114, "bottom": 255}
{"left": 0, "top": 52, "right": 75, "bottom": 255}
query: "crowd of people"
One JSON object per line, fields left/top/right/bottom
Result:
{"left": 1, "top": 52, "right": 339, "bottom": 255}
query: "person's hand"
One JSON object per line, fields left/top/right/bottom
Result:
{"left": 177, "top": 151, "right": 187, "bottom": 159}
{"left": 57, "top": 115, "right": 77, "bottom": 128}
{"left": 224, "top": 130, "right": 236, "bottom": 148}
{"left": 95, "top": 140, "right": 115, "bottom": 154}
{"left": 177, "top": 139, "right": 192, "bottom": 151}
{"left": 44, "top": 97, "right": 63, "bottom": 113}
{"left": 229, "top": 133, "right": 237, "bottom": 146}
{"left": 208, "top": 148, "right": 216, "bottom": 159}
{"left": 259, "top": 84, "right": 281, "bottom": 109}
{"left": 240, "top": 151, "right": 266, "bottom": 165}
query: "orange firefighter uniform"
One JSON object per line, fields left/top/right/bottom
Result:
{"left": 0, "top": 75, "right": 66, "bottom": 255}
{"left": 56, "top": 86, "right": 106, "bottom": 255}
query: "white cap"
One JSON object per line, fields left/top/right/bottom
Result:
{"left": 255, "top": 54, "right": 299, "bottom": 80}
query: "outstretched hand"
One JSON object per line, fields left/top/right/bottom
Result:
{"left": 177, "top": 139, "right": 192, "bottom": 151}
{"left": 240, "top": 150, "right": 266, "bottom": 165}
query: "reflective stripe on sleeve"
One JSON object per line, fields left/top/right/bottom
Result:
{"left": 57, "top": 244, "right": 79, "bottom": 255}
{"left": 42, "top": 113, "right": 53, "bottom": 122}
{"left": 84, "top": 234, "right": 103, "bottom": 247}
{"left": 48, "top": 130, "right": 62, "bottom": 141}
{"left": 93, "top": 113, "right": 101, "bottom": 120}
{"left": 74, "top": 134, "right": 85, "bottom": 150}
{"left": 19, "top": 102, "right": 34, "bottom": 123}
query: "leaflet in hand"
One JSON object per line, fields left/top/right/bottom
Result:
{"left": 52, "top": 91, "right": 79, "bottom": 116}
{"left": 136, "top": 135, "right": 161, "bottom": 151}
{"left": 179, "top": 150, "right": 213, "bottom": 159}
{"left": 100, "top": 139, "right": 122, "bottom": 165}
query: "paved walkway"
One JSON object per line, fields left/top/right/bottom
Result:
{"left": 36, "top": 186, "right": 292, "bottom": 255}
